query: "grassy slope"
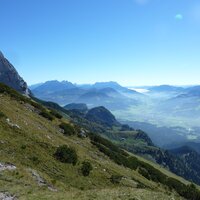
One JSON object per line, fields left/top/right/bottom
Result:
{"left": 0, "top": 94, "right": 184, "bottom": 200}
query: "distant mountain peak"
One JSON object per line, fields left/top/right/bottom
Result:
{"left": 148, "top": 85, "right": 184, "bottom": 92}
{"left": 93, "top": 81, "right": 121, "bottom": 88}
{"left": 0, "top": 51, "right": 30, "bottom": 95}
{"left": 32, "top": 80, "right": 76, "bottom": 93}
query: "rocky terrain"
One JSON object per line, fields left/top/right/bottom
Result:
{"left": 0, "top": 52, "right": 30, "bottom": 95}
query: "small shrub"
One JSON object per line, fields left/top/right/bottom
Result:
{"left": 54, "top": 145, "right": 78, "bottom": 165}
{"left": 21, "top": 144, "right": 27, "bottom": 150}
{"left": 136, "top": 182, "right": 146, "bottom": 189}
{"left": 39, "top": 110, "right": 54, "bottom": 121}
{"left": 80, "top": 161, "right": 93, "bottom": 176}
{"left": 50, "top": 109, "right": 63, "bottom": 119}
{"left": 59, "top": 122, "right": 76, "bottom": 136}
{"left": 0, "top": 111, "right": 6, "bottom": 118}
{"left": 110, "top": 175, "right": 122, "bottom": 184}
{"left": 138, "top": 167, "right": 151, "bottom": 180}
{"left": 51, "top": 179, "right": 57, "bottom": 185}
{"left": 30, "top": 156, "right": 40, "bottom": 164}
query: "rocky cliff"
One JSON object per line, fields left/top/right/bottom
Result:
{"left": 0, "top": 51, "right": 30, "bottom": 95}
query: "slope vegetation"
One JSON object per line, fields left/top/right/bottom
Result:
{"left": 0, "top": 83, "right": 199, "bottom": 200}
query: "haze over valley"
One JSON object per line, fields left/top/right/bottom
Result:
{"left": 30, "top": 80, "right": 200, "bottom": 149}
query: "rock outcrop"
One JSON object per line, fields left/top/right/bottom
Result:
{"left": 0, "top": 51, "right": 30, "bottom": 95}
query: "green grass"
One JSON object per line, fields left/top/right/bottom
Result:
{"left": 0, "top": 86, "right": 194, "bottom": 199}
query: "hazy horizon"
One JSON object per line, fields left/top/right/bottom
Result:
{"left": 29, "top": 79, "right": 198, "bottom": 88}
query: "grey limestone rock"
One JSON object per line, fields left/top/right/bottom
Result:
{"left": 0, "top": 51, "right": 30, "bottom": 95}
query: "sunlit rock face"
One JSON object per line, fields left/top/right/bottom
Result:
{"left": 0, "top": 51, "right": 30, "bottom": 95}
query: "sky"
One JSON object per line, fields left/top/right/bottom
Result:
{"left": 1, "top": 0, "right": 200, "bottom": 86}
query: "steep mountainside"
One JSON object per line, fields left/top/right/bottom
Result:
{"left": 0, "top": 51, "right": 29, "bottom": 95}
{"left": 170, "top": 146, "right": 200, "bottom": 180}
{"left": 62, "top": 106, "right": 200, "bottom": 186}
{"left": 1, "top": 55, "right": 200, "bottom": 199}
{"left": 1, "top": 83, "right": 199, "bottom": 199}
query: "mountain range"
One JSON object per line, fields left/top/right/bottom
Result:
{"left": 31, "top": 80, "right": 200, "bottom": 147}
{"left": 31, "top": 80, "right": 142, "bottom": 109}
{"left": 1, "top": 51, "right": 200, "bottom": 199}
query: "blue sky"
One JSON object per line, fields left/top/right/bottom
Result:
{"left": 1, "top": 0, "right": 200, "bottom": 86}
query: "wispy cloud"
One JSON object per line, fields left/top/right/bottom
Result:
{"left": 175, "top": 14, "right": 183, "bottom": 20}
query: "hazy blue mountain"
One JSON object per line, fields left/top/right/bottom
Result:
{"left": 98, "top": 87, "right": 124, "bottom": 97}
{"left": 29, "top": 83, "right": 43, "bottom": 90}
{"left": 144, "top": 85, "right": 185, "bottom": 100}
{"left": 80, "top": 81, "right": 144, "bottom": 97}
{"left": 75, "top": 88, "right": 137, "bottom": 110}
{"left": 93, "top": 81, "right": 126, "bottom": 90}
{"left": 93, "top": 81, "right": 144, "bottom": 98}
{"left": 32, "top": 80, "right": 76, "bottom": 94}
{"left": 132, "top": 85, "right": 200, "bottom": 130}
{"left": 157, "top": 93, "right": 200, "bottom": 120}
{"left": 31, "top": 81, "right": 200, "bottom": 137}
{"left": 148, "top": 85, "right": 184, "bottom": 93}
{"left": 34, "top": 87, "right": 86, "bottom": 105}
{"left": 170, "top": 145, "right": 195, "bottom": 155}
{"left": 177, "top": 86, "right": 200, "bottom": 97}
{"left": 31, "top": 81, "right": 140, "bottom": 109}
{"left": 165, "top": 141, "right": 200, "bottom": 154}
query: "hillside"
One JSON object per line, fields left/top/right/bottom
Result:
{"left": 85, "top": 106, "right": 120, "bottom": 127}
{"left": 1, "top": 84, "right": 200, "bottom": 199}
{"left": 60, "top": 105, "right": 200, "bottom": 186}
{"left": 170, "top": 146, "right": 200, "bottom": 180}
{"left": 64, "top": 103, "right": 88, "bottom": 112}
